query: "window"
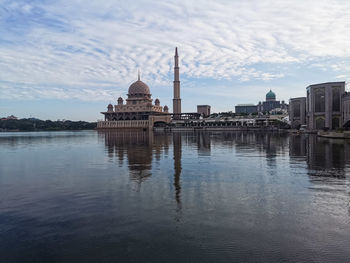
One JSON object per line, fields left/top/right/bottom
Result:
{"left": 293, "top": 101, "right": 300, "bottom": 117}
{"left": 332, "top": 87, "right": 340, "bottom": 111}
{"left": 314, "top": 88, "right": 325, "bottom": 113}
{"left": 332, "top": 117, "right": 340, "bottom": 129}
{"left": 316, "top": 117, "right": 325, "bottom": 129}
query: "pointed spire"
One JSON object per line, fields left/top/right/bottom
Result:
{"left": 175, "top": 47, "right": 178, "bottom": 57}
{"left": 138, "top": 69, "right": 140, "bottom": 81}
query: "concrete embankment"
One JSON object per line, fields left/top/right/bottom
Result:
{"left": 154, "top": 126, "right": 287, "bottom": 132}
{"left": 317, "top": 131, "right": 350, "bottom": 139}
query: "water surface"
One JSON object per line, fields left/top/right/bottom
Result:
{"left": 0, "top": 131, "right": 349, "bottom": 262}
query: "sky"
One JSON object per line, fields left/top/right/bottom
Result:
{"left": 1, "top": 0, "right": 350, "bottom": 121}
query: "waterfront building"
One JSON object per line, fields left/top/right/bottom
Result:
{"left": 235, "top": 104, "right": 257, "bottom": 114}
{"left": 98, "top": 48, "right": 185, "bottom": 129}
{"left": 258, "top": 90, "right": 288, "bottom": 113}
{"left": 289, "top": 97, "right": 306, "bottom": 129}
{"left": 306, "top": 82, "right": 345, "bottom": 130}
{"left": 342, "top": 92, "right": 350, "bottom": 128}
{"left": 97, "top": 72, "right": 171, "bottom": 129}
{"left": 197, "top": 105, "right": 211, "bottom": 117}
{"left": 236, "top": 90, "right": 288, "bottom": 115}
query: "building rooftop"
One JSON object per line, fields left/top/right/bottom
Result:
{"left": 266, "top": 90, "right": 276, "bottom": 99}
{"left": 289, "top": 97, "right": 306, "bottom": 100}
{"left": 307, "top": 81, "right": 345, "bottom": 88}
{"left": 236, "top": 104, "right": 256, "bottom": 107}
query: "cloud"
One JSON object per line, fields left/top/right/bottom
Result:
{"left": 0, "top": 0, "right": 350, "bottom": 101}
{"left": 0, "top": 81, "right": 121, "bottom": 101}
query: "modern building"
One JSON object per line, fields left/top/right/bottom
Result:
{"left": 342, "top": 92, "right": 350, "bottom": 128}
{"left": 235, "top": 104, "right": 257, "bottom": 114}
{"left": 197, "top": 105, "right": 211, "bottom": 117}
{"left": 289, "top": 97, "right": 306, "bottom": 129}
{"left": 306, "top": 82, "right": 345, "bottom": 130}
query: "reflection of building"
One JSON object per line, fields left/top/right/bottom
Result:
{"left": 306, "top": 82, "right": 345, "bottom": 130}
{"left": 101, "top": 131, "right": 157, "bottom": 183}
{"left": 289, "top": 97, "right": 306, "bottom": 128}
{"left": 100, "top": 130, "right": 184, "bottom": 208}
{"left": 196, "top": 131, "right": 211, "bottom": 155}
{"left": 197, "top": 105, "right": 211, "bottom": 117}
{"left": 289, "top": 135, "right": 307, "bottom": 159}
{"left": 235, "top": 90, "right": 288, "bottom": 115}
{"left": 288, "top": 134, "right": 349, "bottom": 178}
{"left": 306, "top": 135, "right": 346, "bottom": 177}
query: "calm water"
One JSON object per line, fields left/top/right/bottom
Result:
{"left": 0, "top": 130, "right": 349, "bottom": 263}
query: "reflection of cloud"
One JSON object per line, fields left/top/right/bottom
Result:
{"left": 1, "top": 0, "right": 350, "bottom": 101}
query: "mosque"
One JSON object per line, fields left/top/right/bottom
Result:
{"left": 97, "top": 48, "right": 182, "bottom": 129}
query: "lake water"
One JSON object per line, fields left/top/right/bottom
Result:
{"left": 0, "top": 130, "right": 349, "bottom": 262}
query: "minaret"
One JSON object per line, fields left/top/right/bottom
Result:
{"left": 173, "top": 47, "right": 181, "bottom": 117}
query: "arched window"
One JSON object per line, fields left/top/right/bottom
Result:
{"left": 315, "top": 88, "right": 325, "bottom": 113}
{"left": 293, "top": 101, "right": 300, "bottom": 117}
{"left": 332, "top": 87, "right": 340, "bottom": 111}
{"left": 332, "top": 117, "right": 340, "bottom": 129}
{"left": 315, "top": 117, "right": 325, "bottom": 129}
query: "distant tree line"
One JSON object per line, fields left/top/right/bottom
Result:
{"left": 0, "top": 119, "right": 97, "bottom": 131}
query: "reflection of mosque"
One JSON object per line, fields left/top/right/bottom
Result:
{"left": 100, "top": 130, "right": 184, "bottom": 207}
{"left": 101, "top": 131, "right": 156, "bottom": 183}
{"left": 100, "top": 131, "right": 350, "bottom": 208}
{"left": 102, "top": 131, "right": 181, "bottom": 182}
{"left": 289, "top": 134, "right": 350, "bottom": 178}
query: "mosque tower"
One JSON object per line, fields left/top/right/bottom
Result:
{"left": 173, "top": 47, "right": 181, "bottom": 117}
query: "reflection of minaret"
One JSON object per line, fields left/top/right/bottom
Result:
{"left": 173, "top": 47, "right": 181, "bottom": 119}
{"left": 173, "top": 132, "right": 182, "bottom": 211}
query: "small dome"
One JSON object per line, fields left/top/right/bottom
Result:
{"left": 107, "top": 104, "right": 114, "bottom": 112}
{"left": 155, "top": 98, "right": 160, "bottom": 105}
{"left": 164, "top": 105, "right": 169, "bottom": 112}
{"left": 128, "top": 79, "right": 150, "bottom": 96}
{"left": 266, "top": 90, "right": 276, "bottom": 100}
{"left": 118, "top": 97, "right": 123, "bottom": 101}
